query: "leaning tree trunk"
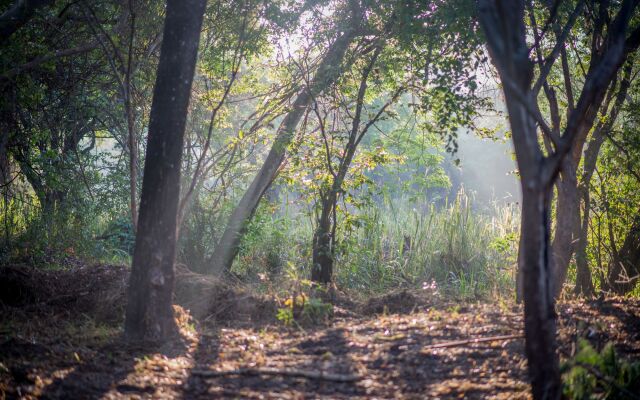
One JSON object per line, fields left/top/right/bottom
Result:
{"left": 124, "top": 0, "right": 206, "bottom": 342}
{"left": 207, "top": 27, "right": 357, "bottom": 275}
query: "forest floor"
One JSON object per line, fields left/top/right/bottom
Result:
{"left": 1, "top": 262, "right": 640, "bottom": 399}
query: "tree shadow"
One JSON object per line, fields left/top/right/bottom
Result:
{"left": 345, "top": 314, "right": 529, "bottom": 398}
{"left": 178, "top": 327, "right": 220, "bottom": 398}
{"left": 180, "top": 326, "right": 364, "bottom": 398}
{"left": 38, "top": 334, "right": 189, "bottom": 399}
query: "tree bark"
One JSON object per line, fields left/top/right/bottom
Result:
{"left": 207, "top": 26, "right": 358, "bottom": 275}
{"left": 124, "top": 0, "right": 206, "bottom": 342}
{"left": 551, "top": 162, "right": 580, "bottom": 297}
{"left": 125, "top": 1, "right": 138, "bottom": 232}
{"left": 521, "top": 183, "right": 562, "bottom": 399}
{"left": 311, "top": 195, "right": 335, "bottom": 284}
{"left": 574, "top": 184, "right": 595, "bottom": 295}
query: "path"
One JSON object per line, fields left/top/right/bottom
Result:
{"left": 2, "top": 298, "right": 639, "bottom": 399}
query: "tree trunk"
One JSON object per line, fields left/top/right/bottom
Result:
{"left": 606, "top": 212, "right": 640, "bottom": 295}
{"left": 127, "top": 104, "right": 138, "bottom": 231}
{"left": 125, "top": 4, "right": 138, "bottom": 232}
{"left": 553, "top": 56, "right": 634, "bottom": 297}
{"left": 574, "top": 186, "right": 594, "bottom": 296}
{"left": 124, "top": 0, "right": 206, "bottom": 342}
{"left": 515, "top": 233, "right": 524, "bottom": 303}
{"left": 207, "top": 27, "right": 357, "bottom": 275}
{"left": 573, "top": 131, "right": 606, "bottom": 297}
{"left": 551, "top": 163, "right": 580, "bottom": 297}
{"left": 521, "top": 184, "right": 562, "bottom": 399}
{"left": 311, "top": 195, "right": 335, "bottom": 284}
{"left": 479, "top": 0, "right": 638, "bottom": 397}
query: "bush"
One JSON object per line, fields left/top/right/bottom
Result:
{"left": 562, "top": 339, "right": 640, "bottom": 399}
{"left": 231, "top": 190, "right": 519, "bottom": 300}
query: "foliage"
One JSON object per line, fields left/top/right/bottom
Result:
{"left": 0, "top": 0, "right": 639, "bottom": 300}
{"left": 276, "top": 293, "right": 333, "bottom": 327}
{"left": 233, "top": 189, "right": 518, "bottom": 300}
{"left": 562, "top": 339, "right": 640, "bottom": 399}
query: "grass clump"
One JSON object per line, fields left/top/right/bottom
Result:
{"left": 234, "top": 190, "right": 519, "bottom": 301}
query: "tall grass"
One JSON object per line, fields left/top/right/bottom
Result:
{"left": 0, "top": 190, "right": 132, "bottom": 267}
{"left": 234, "top": 189, "right": 520, "bottom": 300}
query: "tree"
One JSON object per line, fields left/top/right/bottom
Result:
{"left": 573, "top": 58, "right": 636, "bottom": 295}
{"left": 478, "top": 0, "right": 639, "bottom": 398}
{"left": 207, "top": 1, "right": 363, "bottom": 275}
{"left": 307, "top": 44, "right": 400, "bottom": 283}
{"left": 534, "top": 1, "right": 640, "bottom": 298}
{"left": 124, "top": 0, "right": 206, "bottom": 342}
{"left": 305, "top": 0, "right": 486, "bottom": 284}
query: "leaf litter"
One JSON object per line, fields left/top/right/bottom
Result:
{"left": 1, "top": 264, "right": 639, "bottom": 399}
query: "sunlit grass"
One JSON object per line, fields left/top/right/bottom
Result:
{"left": 234, "top": 189, "right": 520, "bottom": 300}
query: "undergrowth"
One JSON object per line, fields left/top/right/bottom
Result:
{"left": 562, "top": 339, "right": 640, "bottom": 399}
{"left": 234, "top": 190, "right": 519, "bottom": 300}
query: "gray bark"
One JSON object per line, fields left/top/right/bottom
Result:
{"left": 124, "top": 0, "right": 206, "bottom": 342}
{"left": 478, "top": 1, "right": 637, "bottom": 397}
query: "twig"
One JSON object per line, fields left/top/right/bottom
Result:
{"left": 192, "top": 367, "right": 361, "bottom": 382}
{"left": 421, "top": 334, "right": 523, "bottom": 351}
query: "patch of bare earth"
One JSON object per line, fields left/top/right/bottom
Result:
{"left": 1, "top": 264, "right": 639, "bottom": 399}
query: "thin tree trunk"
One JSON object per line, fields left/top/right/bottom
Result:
{"left": 127, "top": 104, "right": 138, "bottom": 231}
{"left": 124, "top": 0, "right": 206, "bottom": 342}
{"left": 125, "top": 0, "right": 138, "bottom": 231}
{"left": 573, "top": 129, "right": 606, "bottom": 296}
{"left": 574, "top": 185, "right": 594, "bottom": 295}
{"left": 207, "top": 27, "right": 357, "bottom": 275}
{"left": 308, "top": 41, "right": 385, "bottom": 285}
{"left": 311, "top": 195, "right": 334, "bottom": 284}
{"left": 606, "top": 212, "right": 640, "bottom": 294}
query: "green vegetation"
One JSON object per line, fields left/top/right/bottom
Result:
{"left": 2, "top": 0, "right": 640, "bottom": 398}
{"left": 562, "top": 340, "right": 640, "bottom": 400}
{"left": 236, "top": 190, "right": 518, "bottom": 300}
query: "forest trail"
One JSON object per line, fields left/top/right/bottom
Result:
{"left": 1, "top": 265, "right": 639, "bottom": 399}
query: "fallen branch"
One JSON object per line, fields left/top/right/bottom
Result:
{"left": 192, "top": 367, "right": 361, "bottom": 382}
{"left": 421, "top": 334, "right": 523, "bottom": 351}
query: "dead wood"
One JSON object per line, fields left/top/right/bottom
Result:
{"left": 421, "top": 334, "right": 524, "bottom": 351}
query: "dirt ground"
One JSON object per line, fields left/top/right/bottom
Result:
{"left": 1, "top": 264, "right": 639, "bottom": 399}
